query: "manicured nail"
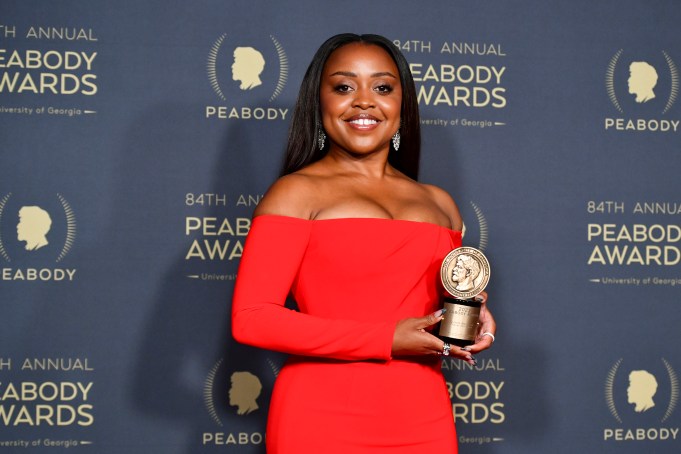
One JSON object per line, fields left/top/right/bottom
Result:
{"left": 434, "top": 308, "right": 447, "bottom": 318}
{"left": 475, "top": 295, "right": 484, "bottom": 302}
{"left": 461, "top": 347, "right": 471, "bottom": 352}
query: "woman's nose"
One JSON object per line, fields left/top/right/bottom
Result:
{"left": 352, "top": 88, "right": 375, "bottom": 109}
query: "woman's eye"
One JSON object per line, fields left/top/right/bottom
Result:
{"left": 375, "top": 84, "right": 393, "bottom": 94}
{"left": 334, "top": 84, "right": 352, "bottom": 93}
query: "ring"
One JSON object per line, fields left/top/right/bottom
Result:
{"left": 481, "top": 332, "right": 495, "bottom": 343}
{"left": 442, "top": 343, "right": 451, "bottom": 356}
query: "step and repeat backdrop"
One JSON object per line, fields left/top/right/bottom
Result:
{"left": 1, "top": 1, "right": 679, "bottom": 453}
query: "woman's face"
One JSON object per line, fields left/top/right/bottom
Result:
{"left": 319, "top": 43, "right": 402, "bottom": 156}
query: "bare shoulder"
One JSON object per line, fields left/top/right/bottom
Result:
{"left": 253, "top": 173, "right": 317, "bottom": 219}
{"left": 420, "top": 183, "right": 463, "bottom": 231}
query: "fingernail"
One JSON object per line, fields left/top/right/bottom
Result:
{"left": 475, "top": 295, "right": 484, "bottom": 302}
{"left": 434, "top": 308, "right": 447, "bottom": 318}
{"left": 461, "top": 347, "right": 471, "bottom": 352}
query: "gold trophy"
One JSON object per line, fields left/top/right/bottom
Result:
{"left": 438, "top": 247, "right": 491, "bottom": 347}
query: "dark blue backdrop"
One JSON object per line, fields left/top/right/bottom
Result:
{"left": 1, "top": 1, "right": 679, "bottom": 452}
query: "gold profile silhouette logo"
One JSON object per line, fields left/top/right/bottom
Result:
{"left": 232, "top": 47, "right": 265, "bottom": 90}
{"left": 606, "top": 49, "right": 679, "bottom": 114}
{"left": 0, "top": 193, "right": 76, "bottom": 262}
{"left": 229, "top": 371, "right": 262, "bottom": 415}
{"left": 204, "top": 357, "right": 279, "bottom": 426}
{"left": 17, "top": 206, "right": 52, "bottom": 251}
{"left": 605, "top": 358, "right": 679, "bottom": 423}
{"left": 627, "top": 370, "right": 658, "bottom": 413}
{"left": 628, "top": 62, "right": 658, "bottom": 103}
{"left": 207, "top": 34, "right": 288, "bottom": 101}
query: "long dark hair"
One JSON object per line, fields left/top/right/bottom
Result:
{"left": 281, "top": 33, "right": 421, "bottom": 180}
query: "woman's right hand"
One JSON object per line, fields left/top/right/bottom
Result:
{"left": 391, "top": 310, "right": 476, "bottom": 364}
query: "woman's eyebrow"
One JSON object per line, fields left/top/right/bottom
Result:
{"left": 329, "top": 71, "right": 397, "bottom": 78}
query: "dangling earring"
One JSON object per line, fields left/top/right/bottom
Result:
{"left": 392, "top": 130, "right": 401, "bottom": 151}
{"left": 317, "top": 124, "right": 326, "bottom": 150}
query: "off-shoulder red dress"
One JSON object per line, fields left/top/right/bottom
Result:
{"left": 232, "top": 215, "right": 461, "bottom": 453}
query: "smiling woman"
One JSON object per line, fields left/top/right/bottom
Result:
{"left": 231, "top": 33, "right": 496, "bottom": 453}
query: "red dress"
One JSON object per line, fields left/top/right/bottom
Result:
{"left": 232, "top": 215, "right": 461, "bottom": 453}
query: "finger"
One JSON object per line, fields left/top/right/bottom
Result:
{"left": 465, "top": 336, "right": 493, "bottom": 354}
{"left": 454, "top": 345, "right": 477, "bottom": 364}
{"left": 474, "top": 291, "right": 488, "bottom": 304}
{"left": 417, "top": 308, "right": 446, "bottom": 329}
{"left": 437, "top": 340, "right": 476, "bottom": 363}
{"left": 437, "top": 340, "right": 454, "bottom": 357}
{"left": 427, "top": 333, "right": 449, "bottom": 355}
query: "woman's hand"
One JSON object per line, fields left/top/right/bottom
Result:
{"left": 465, "top": 291, "right": 496, "bottom": 355}
{"left": 391, "top": 292, "right": 496, "bottom": 364}
{"left": 391, "top": 309, "right": 477, "bottom": 364}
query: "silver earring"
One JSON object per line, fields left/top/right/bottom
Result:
{"left": 317, "top": 126, "right": 326, "bottom": 150}
{"left": 392, "top": 130, "right": 400, "bottom": 151}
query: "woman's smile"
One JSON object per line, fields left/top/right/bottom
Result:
{"left": 345, "top": 113, "right": 381, "bottom": 130}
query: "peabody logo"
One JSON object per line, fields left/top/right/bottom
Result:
{"left": 605, "top": 49, "right": 679, "bottom": 132}
{"left": 0, "top": 193, "right": 77, "bottom": 281}
{"left": 205, "top": 34, "right": 289, "bottom": 121}
{"left": 202, "top": 357, "right": 278, "bottom": 446}
{"left": 604, "top": 357, "right": 679, "bottom": 442}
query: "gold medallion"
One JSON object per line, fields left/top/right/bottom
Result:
{"left": 440, "top": 247, "right": 490, "bottom": 300}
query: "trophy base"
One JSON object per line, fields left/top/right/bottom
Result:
{"left": 437, "top": 296, "right": 481, "bottom": 347}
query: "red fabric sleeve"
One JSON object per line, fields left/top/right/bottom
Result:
{"left": 231, "top": 216, "right": 396, "bottom": 361}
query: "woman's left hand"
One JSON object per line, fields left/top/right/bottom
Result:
{"left": 464, "top": 291, "right": 496, "bottom": 354}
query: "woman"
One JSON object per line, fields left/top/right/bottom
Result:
{"left": 232, "top": 33, "right": 496, "bottom": 453}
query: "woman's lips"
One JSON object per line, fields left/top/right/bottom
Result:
{"left": 345, "top": 114, "right": 381, "bottom": 130}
